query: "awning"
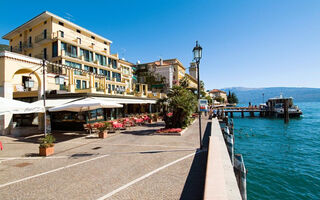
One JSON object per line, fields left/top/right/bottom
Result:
{"left": 30, "top": 98, "right": 80, "bottom": 109}
{"left": 49, "top": 97, "right": 123, "bottom": 112}
{"left": 0, "top": 97, "right": 45, "bottom": 115}
{"left": 93, "top": 97, "right": 156, "bottom": 104}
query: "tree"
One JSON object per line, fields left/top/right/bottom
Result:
{"left": 160, "top": 86, "right": 197, "bottom": 128}
{"left": 227, "top": 91, "right": 239, "bottom": 104}
{"left": 214, "top": 96, "right": 224, "bottom": 103}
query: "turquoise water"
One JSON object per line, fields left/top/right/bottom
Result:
{"left": 233, "top": 102, "right": 320, "bottom": 200}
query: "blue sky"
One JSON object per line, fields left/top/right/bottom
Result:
{"left": 1, "top": 0, "right": 319, "bottom": 89}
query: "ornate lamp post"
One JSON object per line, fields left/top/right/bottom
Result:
{"left": 25, "top": 60, "right": 65, "bottom": 136}
{"left": 193, "top": 41, "right": 203, "bottom": 149}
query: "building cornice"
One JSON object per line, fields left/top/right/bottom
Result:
{"left": 2, "top": 11, "right": 112, "bottom": 44}
{"left": 0, "top": 51, "right": 42, "bottom": 65}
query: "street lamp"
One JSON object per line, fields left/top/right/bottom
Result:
{"left": 193, "top": 41, "right": 203, "bottom": 149}
{"left": 28, "top": 60, "right": 65, "bottom": 136}
{"left": 25, "top": 78, "right": 35, "bottom": 89}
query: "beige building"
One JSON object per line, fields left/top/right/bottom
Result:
{"left": 209, "top": 89, "right": 228, "bottom": 103}
{"left": 136, "top": 58, "right": 197, "bottom": 92}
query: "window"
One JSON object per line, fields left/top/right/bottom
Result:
{"left": 80, "top": 48, "right": 93, "bottom": 62}
{"left": 112, "top": 59, "right": 117, "bottom": 69}
{"left": 82, "top": 80, "right": 87, "bottom": 89}
{"left": 10, "top": 46, "right": 12, "bottom": 52}
{"left": 61, "top": 42, "right": 67, "bottom": 51}
{"left": 112, "top": 72, "right": 121, "bottom": 82}
{"left": 44, "top": 21, "right": 47, "bottom": 24}
{"left": 19, "top": 41, "right": 22, "bottom": 50}
{"left": 76, "top": 80, "right": 81, "bottom": 89}
{"left": 88, "top": 108, "right": 104, "bottom": 121}
{"left": 43, "top": 48, "right": 47, "bottom": 59}
{"left": 52, "top": 42, "right": 58, "bottom": 57}
{"left": 65, "top": 61, "right": 82, "bottom": 75}
{"left": 91, "top": 36, "right": 95, "bottom": 39}
{"left": 95, "top": 53, "right": 106, "bottom": 66}
{"left": 76, "top": 29, "right": 81, "bottom": 33}
{"left": 29, "top": 28, "right": 32, "bottom": 32}
{"left": 77, "top": 37, "right": 81, "bottom": 44}
{"left": 29, "top": 53, "right": 31, "bottom": 57}
{"left": 60, "top": 31, "right": 64, "bottom": 38}
{"left": 63, "top": 43, "right": 77, "bottom": 58}
{"left": 58, "top": 21, "right": 64, "bottom": 26}
{"left": 43, "top": 29, "right": 47, "bottom": 39}
{"left": 123, "top": 67, "right": 130, "bottom": 75}
{"left": 28, "top": 36, "right": 32, "bottom": 46}
{"left": 84, "top": 65, "right": 89, "bottom": 71}
{"left": 106, "top": 71, "right": 111, "bottom": 80}
{"left": 108, "top": 84, "right": 111, "bottom": 93}
{"left": 99, "top": 69, "right": 104, "bottom": 75}
{"left": 112, "top": 85, "right": 115, "bottom": 91}
{"left": 95, "top": 82, "right": 98, "bottom": 88}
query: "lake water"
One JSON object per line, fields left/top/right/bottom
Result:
{"left": 233, "top": 102, "right": 320, "bottom": 200}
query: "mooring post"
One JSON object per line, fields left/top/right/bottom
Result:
{"left": 284, "top": 99, "right": 289, "bottom": 123}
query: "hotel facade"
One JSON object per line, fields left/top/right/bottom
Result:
{"left": 0, "top": 11, "right": 158, "bottom": 135}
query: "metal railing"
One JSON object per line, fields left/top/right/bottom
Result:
{"left": 35, "top": 32, "right": 48, "bottom": 43}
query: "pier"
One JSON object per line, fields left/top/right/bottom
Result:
{"left": 222, "top": 107, "right": 267, "bottom": 118}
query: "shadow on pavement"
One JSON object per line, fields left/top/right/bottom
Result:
{"left": 180, "top": 121, "right": 211, "bottom": 200}
{"left": 8, "top": 131, "right": 88, "bottom": 144}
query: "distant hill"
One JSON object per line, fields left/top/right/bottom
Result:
{"left": 221, "top": 87, "right": 320, "bottom": 103}
{"left": 0, "top": 44, "right": 9, "bottom": 51}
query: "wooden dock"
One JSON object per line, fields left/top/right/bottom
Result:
{"left": 221, "top": 107, "right": 268, "bottom": 118}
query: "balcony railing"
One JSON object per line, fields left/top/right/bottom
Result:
{"left": 23, "top": 42, "right": 33, "bottom": 49}
{"left": 35, "top": 32, "right": 48, "bottom": 43}
{"left": 12, "top": 46, "right": 22, "bottom": 53}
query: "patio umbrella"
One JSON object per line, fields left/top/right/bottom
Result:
{"left": 0, "top": 97, "right": 45, "bottom": 115}
{"left": 48, "top": 97, "right": 123, "bottom": 112}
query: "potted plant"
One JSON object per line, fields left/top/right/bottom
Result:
{"left": 39, "top": 134, "right": 56, "bottom": 156}
{"left": 94, "top": 122, "right": 108, "bottom": 139}
{"left": 147, "top": 114, "right": 152, "bottom": 123}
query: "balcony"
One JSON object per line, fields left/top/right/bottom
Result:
{"left": 35, "top": 32, "right": 50, "bottom": 43}
{"left": 23, "top": 42, "right": 33, "bottom": 49}
{"left": 12, "top": 45, "right": 22, "bottom": 53}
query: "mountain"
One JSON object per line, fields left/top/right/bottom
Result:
{"left": 221, "top": 87, "right": 320, "bottom": 103}
{"left": 0, "top": 44, "right": 9, "bottom": 51}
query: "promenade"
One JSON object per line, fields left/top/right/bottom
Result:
{"left": 0, "top": 118, "right": 211, "bottom": 200}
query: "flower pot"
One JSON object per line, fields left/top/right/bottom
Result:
{"left": 99, "top": 130, "right": 108, "bottom": 139}
{"left": 39, "top": 146, "right": 54, "bottom": 156}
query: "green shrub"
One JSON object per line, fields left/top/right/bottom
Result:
{"left": 39, "top": 134, "right": 56, "bottom": 148}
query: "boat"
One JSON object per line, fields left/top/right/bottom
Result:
{"left": 265, "top": 94, "right": 302, "bottom": 117}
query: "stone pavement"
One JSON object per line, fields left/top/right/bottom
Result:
{"left": 0, "top": 117, "right": 211, "bottom": 200}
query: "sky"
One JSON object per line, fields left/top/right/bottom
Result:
{"left": 0, "top": 0, "right": 319, "bottom": 89}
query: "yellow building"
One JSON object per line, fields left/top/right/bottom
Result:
{"left": 137, "top": 58, "right": 197, "bottom": 90}
{"left": 0, "top": 11, "right": 161, "bottom": 135}
{"left": 2, "top": 11, "right": 139, "bottom": 97}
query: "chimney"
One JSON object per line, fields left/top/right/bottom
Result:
{"left": 160, "top": 58, "right": 163, "bottom": 65}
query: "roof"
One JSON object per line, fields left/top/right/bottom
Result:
{"left": 140, "top": 58, "right": 186, "bottom": 70}
{"left": 2, "top": 11, "right": 112, "bottom": 44}
{"left": 209, "top": 89, "right": 226, "bottom": 94}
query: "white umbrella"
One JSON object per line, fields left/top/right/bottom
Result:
{"left": 0, "top": 97, "right": 45, "bottom": 115}
{"left": 48, "top": 97, "right": 123, "bottom": 112}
